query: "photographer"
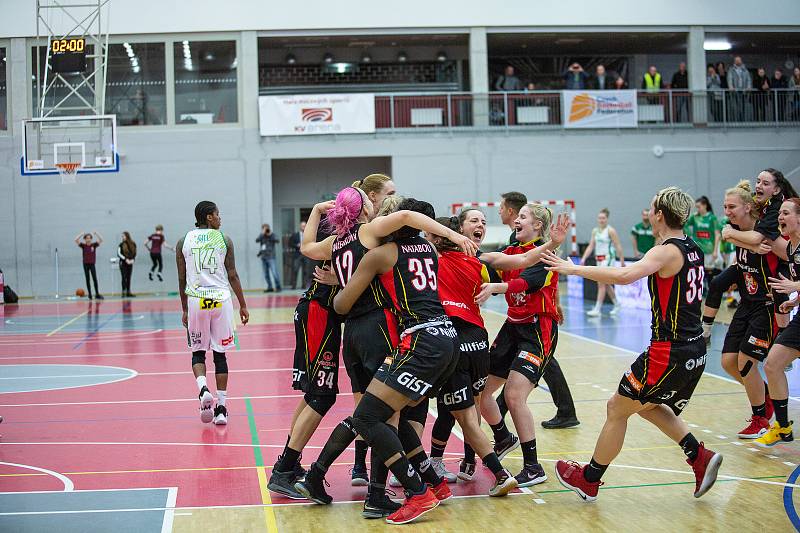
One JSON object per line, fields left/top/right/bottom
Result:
{"left": 256, "top": 223, "right": 281, "bottom": 293}
{"left": 564, "top": 62, "right": 588, "bottom": 90}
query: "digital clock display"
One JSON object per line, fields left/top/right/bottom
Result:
{"left": 50, "top": 37, "right": 88, "bottom": 73}
{"left": 51, "top": 37, "right": 86, "bottom": 54}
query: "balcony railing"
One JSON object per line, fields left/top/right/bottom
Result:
{"left": 373, "top": 89, "right": 800, "bottom": 130}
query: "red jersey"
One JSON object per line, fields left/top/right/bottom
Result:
{"left": 437, "top": 251, "right": 492, "bottom": 328}
{"left": 498, "top": 238, "right": 559, "bottom": 323}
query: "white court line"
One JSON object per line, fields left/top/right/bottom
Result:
{"left": 0, "top": 461, "right": 74, "bottom": 491}
{"left": 0, "top": 391, "right": 337, "bottom": 407}
{"left": 0, "top": 327, "right": 295, "bottom": 346}
{"left": 161, "top": 487, "right": 178, "bottom": 533}
{"left": 0, "top": 346, "right": 293, "bottom": 362}
{"left": 0, "top": 368, "right": 292, "bottom": 380}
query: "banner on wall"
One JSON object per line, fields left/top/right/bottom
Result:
{"left": 258, "top": 93, "right": 375, "bottom": 136}
{"left": 561, "top": 90, "right": 637, "bottom": 128}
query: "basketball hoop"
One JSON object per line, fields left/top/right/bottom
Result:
{"left": 55, "top": 162, "right": 81, "bottom": 184}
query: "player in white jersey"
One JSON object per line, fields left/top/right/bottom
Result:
{"left": 176, "top": 201, "right": 249, "bottom": 425}
{"left": 580, "top": 208, "right": 625, "bottom": 316}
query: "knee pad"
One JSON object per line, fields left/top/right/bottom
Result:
{"left": 304, "top": 393, "right": 335, "bottom": 417}
{"left": 402, "top": 399, "right": 429, "bottom": 426}
{"left": 740, "top": 359, "right": 754, "bottom": 377}
{"left": 398, "top": 417, "right": 424, "bottom": 453}
{"left": 191, "top": 351, "right": 206, "bottom": 366}
{"left": 431, "top": 405, "right": 456, "bottom": 442}
{"left": 212, "top": 351, "right": 228, "bottom": 374}
{"left": 352, "top": 393, "right": 396, "bottom": 443}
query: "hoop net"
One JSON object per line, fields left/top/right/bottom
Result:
{"left": 55, "top": 162, "right": 81, "bottom": 184}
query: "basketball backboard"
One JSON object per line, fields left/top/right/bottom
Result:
{"left": 21, "top": 115, "right": 119, "bottom": 175}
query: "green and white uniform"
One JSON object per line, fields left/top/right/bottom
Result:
{"left": 592, "top": 226, "right": 616, "bottom": 266}
{"left": 685, "top": 212, "right": 720, "bottom": 269}
{"left": 631, "top": 222, "right": 655, "bottom": 255}
{"left": 183, "top": 228, "right": 235, "bottom": 352}
{"left": 718, "top": 216, "right": 736, "bottom": 266}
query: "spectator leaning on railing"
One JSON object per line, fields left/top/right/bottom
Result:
{"left": 670, "top": 62, "right": 689, "bottom": 122}
{"left": 589, "top": 65, "right": 615, "bottom": 90}
{"left": 563, "top": 62, "right": 588, "bottom": 90}
{"left": 494, "top": 65, "right": 524, "bottom": 91}
{"left": 716, "top": 62, "right": 728, "bottom": 89}
{"left": 728, "top": 56, "right": 752, "bottom": 122}
{"left": 641, "top": 65, "right": 663, "bottom": 92}
{"left": 753, "top": 67, "right": 771, "bottom": 122}
{"left": 772, "top": 68, "right": 788, "bottom": 121}
{"left": 707, "top": 65, "right": 724, "bottom": 122}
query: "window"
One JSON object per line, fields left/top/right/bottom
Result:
{"left": 0, "top": 48, "right": 6, "bottom": 130}
{"left": 174, "top": 40, "right": 237, "bottom": 124}
{"left": 105, "top": 42, "right": 166, "bottom": 125}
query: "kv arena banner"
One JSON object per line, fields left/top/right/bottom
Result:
{"left": 259, "top": 93, "right": 375, "bottom": 136}
{"left": 562, "top": 90, "right": 637, "bottom": 128}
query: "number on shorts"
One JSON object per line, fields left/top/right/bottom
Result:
{"left": 317, "top": 370, "right": 334, "bottom": 389}
{"left": 685, "top": 266, "right": 705, "bottom": 304}
{"left": 191, "top": 247, "right": 217, "bottom": 274}
{"left": 334, "top": 250, "right": 354, "bottom": 286}
{"left": 408, "top": 257, "right": 437, "bottom": 291}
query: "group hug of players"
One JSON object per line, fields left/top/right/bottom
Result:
{"left": 181, "top": 168, "right": 800, "bottom": 525}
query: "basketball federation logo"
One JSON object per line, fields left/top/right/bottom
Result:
{"left": 568, "top": 93, "right": 597, "bottom": 122}
{"left": 301, "top": 108, "right": 333, "bottom": 122}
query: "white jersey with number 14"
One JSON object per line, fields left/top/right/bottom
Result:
{"left": 182, "top": 228, "right": 231, "bottom": 301}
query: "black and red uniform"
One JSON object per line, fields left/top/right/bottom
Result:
{"left": 332, "top": 223, "right": 399, "bottom": 393}
{"left": 757, "top": 194, "right": 791, "bottom": 313}
{"left": 292, "top": 229, "right": 343, "bottom": 396}
{"left": 619, "top": 236, "right": 707, "bottom": 414}
{"left": 773, "top": 240, "right": 800, "bottom": 351}
{"left": 435, "top": 250, "right": 494, "bottom": 411}
{"left": 721, "top": 237, "right": 779, "bottom": 361}
{"left": 375, "top": 237, "right": 459, "bottom": 402}
{"left": 488, "top": 238, "right": 559, "bottom": 386}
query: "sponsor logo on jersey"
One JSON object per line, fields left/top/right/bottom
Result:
{"left": 625, "top": 369, "right": 644, "bottom": 392}
{"left": 426, "top": 327, "right": 440, "bottom": 336}
{"left": 292, "top": 369, "right": 305, "bottom": 383}
{"left": 673, "top": 399, "right": 689, "bottom": 412}
{"left": 518, "top": 350, "right": 543, "bottom": 367}
{"left": 442, "top": 386, "right": 469, "bottom": 406}
{"left": 320, "top": 351, "right": 336, "bottom": 368}
{"left": 397, "top": 372, "right": 433, "bottom": 395}
{"left": 685, "top": 354, "right": 707, "bottom": 370}
{"left": 748, "top": 336, "right": 770, "bottom": 349}
{"left": 190, "top": 331, "right": 202, "bottom": 345}
{"left": 743, "top": 272, "right": 758, "bottom": 295}
{"left": 695, "top": 231, "right": 711, "bottom": 239}
{"left": 221, "top": 335, "right": 234, "bottom": 346}
{"left": 200, "top": 298, "right": 221, "bottom": 310}
{"left": 460, "top": 339, "right": 489, "bottom": 352}
{"left": 473, "top": 376, "right": 487, "bottom": 391}
{"left": 658, "top": 390, "right": 677, "bottom": 400}
{"left": 442, "top": 300, "right": 469, "bottom": 309}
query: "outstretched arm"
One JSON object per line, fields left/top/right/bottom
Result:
{"left": 333, "top": 245, "right": 394, "bottom": 315}
{"left": 301, "top": 201, "right": 336, "bottom": 260}
{"left": 361, "top": 210, "right": 478, "bottom": 255}
{"left": 224, "top": 236, "right": 249, "bottom": 325}
{"left": 176, "top": 238, "right": 188, "bottom": 327}
{"left": 541, "top": 245, "right": 673, "bottom": 285}
{"left": 481, "top": 213, "right": 570, "bottom": 271}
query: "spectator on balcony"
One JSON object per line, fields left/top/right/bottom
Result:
{"left": 563, "top": 62, "right": 589, "bottom": 90}
{"left": 641, "top": 65, "right": 663, "bottom": 105}
{"left": 773, "top": 68, "right": 788, "bottom": 122}
{"left": 716, "top": 62, "right": 729, "bottom": 89}
{"left": 494, "top": 65, "right": 523, "bottom": 92}
{"left": 613, "top": 76, "right": 628, "bottom": 90}
{"left": 707, "top": 65, "right": 724, "bottom": 122}
{"left": 523, "top": 82, "right": 546, "bottom": 106}
{"left": 789, "top": 67, "right": 800, "bottom": 121}
{"left": 728, "top": 56, "right": 752, "bottom": 122}
{"left": 753, "top": 67, "right": 771, "bottom": 122}
{"left": 589, "top": 65, "right": 615, "bottom": 90}
{"left": 670, "top": 62, "right": 690, "bottom": 122}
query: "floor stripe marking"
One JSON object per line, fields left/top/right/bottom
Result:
{"left": 0, "top": 461, "right": 74, "bottom": 491}
{"left": 246, "top": 397, "right": 279, "bottom": 533}
{"left": 45, "top": 310, "right": 89, "bottom": 337}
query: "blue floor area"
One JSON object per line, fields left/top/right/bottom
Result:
{"left": 0, "top": 365, "right": 136, "bottom": 393}
{"left": 0, "top": 488, "right": 173, "bottom": 533}
{"left": 0, "top": 312, "right": 182, "bottom": 336}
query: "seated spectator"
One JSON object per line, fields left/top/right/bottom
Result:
{"left": 495, "top": 65, "right": 523, "bottom": 91}
{"left": 613, "top": 76, "right": 628, "bottom": 90}
{"left": 589, "top": 65, "right": 615, "bottom": 90}
{"left": 563, "top": 62, "right": 588, "bottom": 90}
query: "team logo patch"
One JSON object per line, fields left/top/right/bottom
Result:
{"left": 518, "top": 351, "right": 543, "bottom": 367}
{"left": 748, "top": 336, "right": 770, "bottom": 349}
{"left": 743, "top": 272, "right": 758, "bottom": 295}
{"left": 625, "top": 369, "right": 643, "bottom": 392}
{"left": 426, "top": 327, "right": 440, "bottom": 336}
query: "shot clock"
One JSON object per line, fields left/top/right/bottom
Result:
{"left": 50, "top": 37, "right": 87, "bottom": 73}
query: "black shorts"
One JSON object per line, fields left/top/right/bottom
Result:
{"left": 292, "top": 299, "right": 343, "bottom": 395}
{"left": 775, "top": 312, "right": 800, "bottom": 352}
{"left": 342, "top": 309, "right": 399, "bottom": 394}
{"left": 488, "top": 317, "right": 558, "bottom": 386}
{"left": 775, "top": 262, "right": 791, "bottom": 314}
{"left": 618, "top": 338, "right": 706, "bottom": 415}
{"left": 456, "top": 319, "right": 490, "bottom": 395}
{"left": 722, "top": 301, "right": 776, "bottom": 361}
{"left": 374, "top": 322, "right": 459, "bottom": 403}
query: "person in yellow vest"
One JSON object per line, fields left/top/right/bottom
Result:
{"left": 641, "top": 65, "right": 664, "bottom": 107}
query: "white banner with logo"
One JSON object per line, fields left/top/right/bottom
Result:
{"left": 258, "top": 93, "right": 375, "bottom": 136}
{"left": 562, "top": 90, "right": 637, "bottom": 128}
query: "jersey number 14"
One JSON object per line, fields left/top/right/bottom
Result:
{"left": 192, "top": 247, "right": 218, "bottom": 274}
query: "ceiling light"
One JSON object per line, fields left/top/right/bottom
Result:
{"left": 436, "top": 51, "right": 447, "bottom": 62}
{"left": 397, "top": 51, "right": 408, "bottom": 63}
{"left": 323, "top": 52, "right": 334, "bottom": 64}
{"left": 286, "top": 53, "right": 296, "bottom": 65}
{"left": 704, "top": 40, "right": 732, "bottom": 51}
{"left": 361, "top": 52, "right": 372, "bottom": 63}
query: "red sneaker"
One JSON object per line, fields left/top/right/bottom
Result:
{"left": 555, "top": 460, "right": 602, "bottom": 502}
{"left": 385, "top": 487, "right": 439, "bottom": 525}
{"left": 429, "top": 478, "right": 452, "bottom": 502}
{"left": 737, "top": 416, "right": 770, "bottom": 439}
{"left": 765, "top": 395, "right": 774, "bottom": 422}
{"left": 688, "top": 442, "right": 723, "bottom": 498}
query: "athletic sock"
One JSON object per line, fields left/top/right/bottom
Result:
{"left": 679, "top": 433, "right": 700, "bottom": 462}
{"left": 497, "top": 388, "right": 509, "bottom": 418}
{"left": 583, "top": 457, "right": 608, "bottom": 483}
{"left": 196, "top": 375, "right": 207, "bottom": 391}
{"left": 464, "top": 443, "right": 476, "bottom": 464}
{"left": 490, "top": 420, "right": 511, "bottom": 442}
{"left": 520, "top": 439, "right": 538, "bottom": 466}
{"left": 388, "top": 456, "right": 425, "bottom": 494}
{"left": 775, "top": 398, "right": 790, "bottom": 428}
{"left": 481, "top": 452, "right": 504, "bottom": 477}
{"left": 217, "top": 390, "right": 226, "bottom": 406}
{"left": 370, "top": 447, "right": 389, "bottom": 488}
{"left": 430, "top": 441, "right": 446, "bottom": 459}
{"left": 316, "top": 417, "right": 358, "bottom": 471}
{"left": 702, "top": 315, "right": 715, "bottom": 325}
{"left": 408, "top": 451, "right": 442, "bottom": 486}
{"left": 275, "top": 447, "right": 300, "bottom": 472}
{"left": 752, "top": 403, "right": 767, "bottom": 418}
{"left": 431, "top": 407, "right": 456, "bottom": 443}
{"left": 354, "top": 440, "right": 368, "bottom": 469}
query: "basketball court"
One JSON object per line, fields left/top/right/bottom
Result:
{"left": 2, "top": 292, "right": 799, "bottom": 532}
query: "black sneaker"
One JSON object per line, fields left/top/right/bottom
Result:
{"left": 362, "top": 485, "right": 401, "bottom": 519}
{"left": 96, "top": 294, "right": 104, "bottom": 300}
{"left": 351, "top": 464, "right": 369, "bottom": 486}
{"left": 294, "top": 454, "right": 307, "bottom": 480}
{"left": 457, "top": 459, "right": 476, "bottom": 481}
{"left": 515, "top": 463, "right": 548, "bottom": 487}
{"left": 268, "top": 469, "right": 304, "bottom": 499}
{"left": 294, "top": 463, "right": 332, "bottom": 504}
{"left": 493, "top": 433, "right": 520, "bottom": 461}
{"left": 541, "top": 415, "right": 580, "bottom": 429}
{"left": 149, "top": 272, "right": 153, "bottom": 281}
{"left": 157, "top": 273, "right": 163, "bottom": 282}
{"left": 213, "top": 405, "right": 228, "bottom": 425}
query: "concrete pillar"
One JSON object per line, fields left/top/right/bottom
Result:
{"left": 469, "top": 27, "right": 489, "bottom": 128}
{"left": 687, "top": 26, "right": 707, "bottom": 124}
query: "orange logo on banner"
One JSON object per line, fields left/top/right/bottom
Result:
{"left": 569, "top": 93, "right": 597, "bottom": 122}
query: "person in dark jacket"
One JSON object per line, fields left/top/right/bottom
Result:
{"left": 256, "top": 223, "right": 281, "bottom": 292}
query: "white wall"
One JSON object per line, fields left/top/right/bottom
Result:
{"left": 2, "top": 0, "right": 800, "bottom": 38}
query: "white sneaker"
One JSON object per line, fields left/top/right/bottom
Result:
{"left": 389, "top": 474, "right": 402, "bottom": 487}
{"left": 431, "top": 457, "right": 457, "bottom": 483}
{"left": 586, "top": 307, "right": 601, "bottom": 317}
{"left": 610, "top": 304, "right": 622, "bottom": 316}
{"left": 199, "top": 386, "right": 214, "bottom": 423}
{"left": 213, "top": 405, "right": 228, "bottom": 425}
